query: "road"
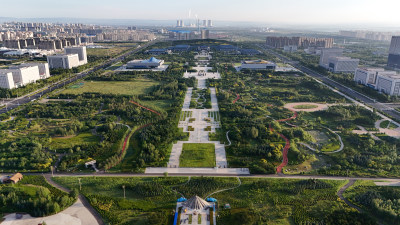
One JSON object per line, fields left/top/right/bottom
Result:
{"left": 0, "top": 40, "right": 159, "bottom": 115}
{"left": 259, "top": 45, "right": 400, "bottom": 122}
{"left": 37, "top": 172, "right": 400, "bottom": 183}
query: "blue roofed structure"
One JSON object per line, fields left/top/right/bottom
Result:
{"left": 126, "top": 57, "right": 165, "bottom": 69}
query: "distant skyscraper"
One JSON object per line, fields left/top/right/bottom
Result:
{"left": 176, "top": 20, "right": 184, "bottom": 27}
{"left": 207, "top": 20, "right": 213, "bottom": 27}
{"left": 388, "top": 36, "right": 400, "bottom": 70}
{"left": 201, "top": 29, "right": 210, "bottom": 39}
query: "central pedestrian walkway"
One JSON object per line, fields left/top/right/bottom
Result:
{"left": 145, "top": 50, "right": 249, "bottom": 175}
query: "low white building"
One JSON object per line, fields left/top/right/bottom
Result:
{"left": 240, "top": 60, "right": 276, "bottom": 70}
{"left": 65, "top": 46, "right": 87, "bottom": 66}
{"left": 354, "top": 68, "right": 396, "bottom": 86}
{"left": 376, "top": 74, "right": 400, "bottom": 96}
{"left": 11, "top": 63, "right": 50, "bottom": 79}
{"left": 47, "top": 54, "right": 80, "bottom": 69}
{"left": 0, "top": 71, "right": 15, "bottom": 89}
{"left": 2, "top": 66, "right": 41, "bottom": 88}
{"left": 328, "top": 57, "right": 359, "bottom": 73}
{"left": 126, "top": 57, "right": 164, "bottom": 69}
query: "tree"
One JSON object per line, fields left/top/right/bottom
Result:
{"left": 250, "top": 127, "right": 259, "bottom": 139}
{"left": 69, "top": 189, "right": 79, "bottom": 199}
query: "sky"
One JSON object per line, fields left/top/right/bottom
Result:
{"left": 2, "top": 0, "right": 400, "bottom": 26}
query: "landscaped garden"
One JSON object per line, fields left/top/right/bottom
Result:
{"left": 52, "top": 176, "right": 377, "bottom": 225}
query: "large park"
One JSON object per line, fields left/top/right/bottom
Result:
{"left": 0, "top": 39, "right": 400, "bottom": 224}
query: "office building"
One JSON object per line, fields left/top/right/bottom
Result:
{"left": 354, "top": 68, "right": 397, "bottom": 86}
{"left": 65, "top": 46, "right": 87, "bottom": 65}
{"left": 126, "top": 57, "right": 164, "bottom": 69}
{"left": 388, "top": 36, "right": 400, "bottom": 70}
{"left": 0, "top": 71, "right": 15, "bottom": 89}
{"left": 376, "top": 73, "right": 400, "bottom": 96}
{"left": 16, "top": 63, "right": 50, "bottom": 79}
{"left": 328, "top": 57, "right": 359, "bottom": 73}
{"left": 207, "top": 20, "right": 213, "bottom": 27}
{"left": 319, "top": 48, "right": 344, "bottom": 68}
{"left": 201, "top": 29, "right": 210, "bottom": 39}
{"left": 240, "top": 60, "right": 276, "bottom": 71}
{"left": 283, "top": 45, "right": 298, "bottom": 53}
{"left": 0, "top": 66, "right": 41, "bottom": 88}
{"left": 47, "top": 54, "right": 80, "bottom": 69}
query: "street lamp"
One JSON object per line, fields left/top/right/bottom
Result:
{"left": 78, "top": 178, "right": 82, "bottom": 191}
{"left": 122, "top": 185, "right": 126, "bottom": 199}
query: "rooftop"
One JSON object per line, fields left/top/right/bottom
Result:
{"left": 243, "top": 59, "right": 275, "bottom": 64}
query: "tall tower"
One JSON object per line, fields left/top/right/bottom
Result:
{"left": 388, "top": 36, "right": 400, "bottom": 69}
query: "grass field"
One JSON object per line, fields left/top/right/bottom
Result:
{"left": 50, "top": 132, "right": 100, "bottom": 150}
{"left": 61, "top": 78, "right": 159, "bottom": 96}
{"left": 293, "top": 104, "right": 319, "bottom": 109}
{"left": 379, "top": 120, "right": 398, "bottom": 129}
{"left": 86, "top": 47, "right": 131, "bottom": 57}
{"left": 179, "top": 143, "right": 215, "bottom": 167}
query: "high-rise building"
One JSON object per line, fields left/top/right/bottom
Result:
{"left": 388, "top": 36, "right": 400, "bottom": 70}
{"left": 65, "top": 46, "right": 87, "bottom": 65}
{"left": 266, "top": 36, "right": 333, "bottom": 48}
{"left": 201, "top": 29, "right": 210, "bottom": 39}
{"left": 207, "top": 20, "right": 213, "bottom": 27}
{"left": 319, "top": 48, "right": 343, "bottom": 68}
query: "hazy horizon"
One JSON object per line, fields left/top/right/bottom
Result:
{"left": 2, "top": 0, "right": 400, "bottom": 28}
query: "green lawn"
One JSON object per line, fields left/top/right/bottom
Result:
{"left": 179, "top": 143, "right": 215, "bottom": 167}
{"left": 50, "top": 132, "right": 100, "bottom": 150}
{"left": 61, "top": 78, "right": 159, "bottom": 96}
{"left": 379, "top": 120, "right": 398, "bottom": 129}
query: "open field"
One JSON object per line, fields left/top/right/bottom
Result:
{"left": 50, "top": 132, "right": 100, "bottom": 151}
{"left": 293, "top": 104, "right": 319, "bottom": 109}
{"left": 61, "top": 78, "right": 159, "bottom": 96}
{"left": 180, "top": 143, "right": 216, "bottom": 167}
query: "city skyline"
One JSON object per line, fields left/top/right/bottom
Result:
{"left": 2, "top": 0, "right": 400, "bottom": 26}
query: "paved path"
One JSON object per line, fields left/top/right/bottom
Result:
{"left": 337, "top": 179, "right": 364, "bottom": 213}
{"left": 44, "top": 175, "right": 104, "bottom": 225}
{"left": 145, "top": 167, "right": 250, "bottom": 175}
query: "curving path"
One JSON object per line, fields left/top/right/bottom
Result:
{"left": 268, "top": 105, "right": 298, "bottom": 174}
{"left": 129, "top": 100, "right": 162, "bottom": 116}
{"left": 232, "top": 94, "right": 240, "bottom": 104}
{"left": 205, "top": 177, "right": 241, "bottom": 199}
{"left": 269, "top": 124, "right": 290, "bottom": 174}
{"left": 43, "top": 174, "right": 104, "bottom": 225}
{"left": 225, "top": 131, "right": 232, "bottom": 146}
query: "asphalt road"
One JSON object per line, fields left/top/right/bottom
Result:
{"left": 261, "top": 46, "right": 400, "bottom": 121}
{"left": 0, "top": 40, "right": 158, "bottom": 115}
